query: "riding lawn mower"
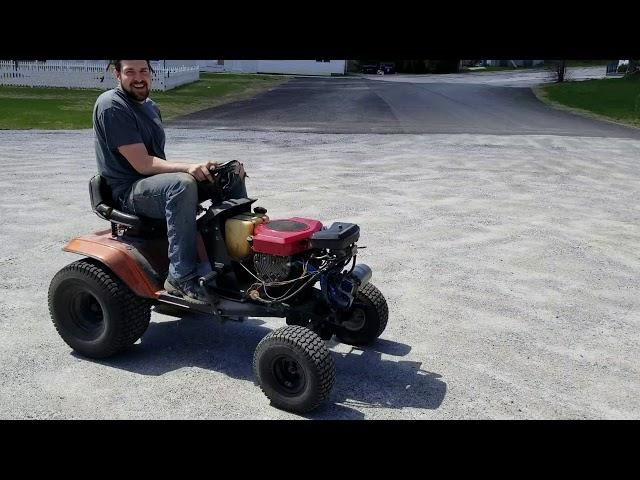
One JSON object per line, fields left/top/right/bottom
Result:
{"left": 48, "top": 161, "right": 388, "bottom": 413}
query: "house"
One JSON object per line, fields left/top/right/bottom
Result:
{"left": 46, "top": 60, "right": 347, "bottom": 76}
{"left": 161, "top": 60, "right": 347, "bottom": 76}
{"left": 0, "top": 60, "right": 199, "bottom": 91}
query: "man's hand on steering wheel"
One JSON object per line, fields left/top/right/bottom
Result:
{"left": 210, "top": 160, "right": 246, "bottom": 179}
{"left": 187, "top": 161, "right": 219, "bottom": 182}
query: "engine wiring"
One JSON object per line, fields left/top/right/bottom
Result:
{"left": 239, "top": 251, "right": 352, "bottom": 305}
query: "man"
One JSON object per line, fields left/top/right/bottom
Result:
{"left": 92, "top": 60, "right": 246, "bottom": 305}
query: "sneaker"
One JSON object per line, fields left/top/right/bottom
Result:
{"left": 164, "top": 276, "right": 210, "bottom": 306}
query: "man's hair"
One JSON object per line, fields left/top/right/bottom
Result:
{"left": 112, "top": 60, "right": 154, "bottom": 73}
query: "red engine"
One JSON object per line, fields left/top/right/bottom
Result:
{"left": 252, "top": 217, "right": 322, "bottom": 256}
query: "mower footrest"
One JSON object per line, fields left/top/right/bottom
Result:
{"left": 156, "top": 292, "right": 215, "bottom": 315}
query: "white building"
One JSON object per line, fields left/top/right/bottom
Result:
{"left": 46, "top": 60, "right": 347, "bottom": 75}
{"left": 162, "top": 60, "right": 347, "bottom": 76}
{"left": 0, "top": 60, "right": 199, "bottom": 91}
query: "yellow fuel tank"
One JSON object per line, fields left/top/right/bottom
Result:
{"left": 225, "top": 213, "right": 268, "bottom": 259}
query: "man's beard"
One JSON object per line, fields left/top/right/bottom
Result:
{"left": 122, "top": 82, "right": 150, "bottom": 102}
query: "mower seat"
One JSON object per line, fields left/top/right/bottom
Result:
{"left": 89, "top": 174, "right": 167, "bottom": 236}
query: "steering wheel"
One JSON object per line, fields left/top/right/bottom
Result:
{"left": 199, "top": 160, "right": 244, "bottom": 204}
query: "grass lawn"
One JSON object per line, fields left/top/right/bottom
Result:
{"left": 0, "top": 73, "right": 290, "bottom": 130}
{"left": 538, "top": 75, "right": 640, "bottom": 128}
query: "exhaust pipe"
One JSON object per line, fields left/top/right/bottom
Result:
{"left": 351, "top": 263, "right": 372, "bottom": 287}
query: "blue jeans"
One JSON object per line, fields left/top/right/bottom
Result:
{"left": 121, "top": 172, "right": 247, "bottom": 284}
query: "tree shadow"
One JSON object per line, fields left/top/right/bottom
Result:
{"left": 74, "top": 312, "right": 446, "bottom": 419}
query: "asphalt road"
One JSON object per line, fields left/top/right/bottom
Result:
{"left": 167, "top": 77, "right": 640, "bottom": 139}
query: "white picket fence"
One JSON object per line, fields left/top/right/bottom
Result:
{"left": 0, "top": 61, "right": 200, "bottom": 91}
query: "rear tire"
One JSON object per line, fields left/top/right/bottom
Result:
{"left": 48, "top": 258, "right": 151, "bottom": 359}
{"left": 253, "top": 325, "right": 335, "bottom": 413}
{"left": 335, "top": 283, "right": 388, "bottom": 346}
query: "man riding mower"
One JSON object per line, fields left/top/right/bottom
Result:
{"left": 48, "top": 161, "right": 388, "bottom": 413}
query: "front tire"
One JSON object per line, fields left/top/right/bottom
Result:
{"left": 253, "top": 325, "right": 336, "bottom": 413}
{"left": 48, "top": 259, "right": 151, "bottom": 359}
{"left": 335, "top": 283, "right": 388, "bottom": 346}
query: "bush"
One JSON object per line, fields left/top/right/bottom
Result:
{"left": 618, "top": 64, "right": 629, "bottom": 74}
{"left": 346, "top": 60, "right": 361, "bottom": 73}
{"left": 391, "top": 60, "right": 460, "bottom": 74}
{"left": 425, "top": 60, "right": 460, "bottom": 73}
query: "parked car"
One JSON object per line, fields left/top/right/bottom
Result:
{"left": 379, "top": 62, "right": 396, "bottom": 74}
{"left": 360, "top": 63, "right": 379, "bottom": 74}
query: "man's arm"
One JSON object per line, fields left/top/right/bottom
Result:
{"left": 118, "top": 143, "right": 215, "bottom": 182}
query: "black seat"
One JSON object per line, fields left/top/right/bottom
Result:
{"left": 89, "top": 174, "right": 167, "bottom": 236}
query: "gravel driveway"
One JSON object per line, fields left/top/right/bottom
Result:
{"left": 1, "top": 128, "right": 639, "bottom": 419}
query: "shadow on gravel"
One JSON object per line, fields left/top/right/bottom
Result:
{"left": 73, "top": 311, "right": 446, "bottom": 418}
{"left": 305, "top": 340, "right": 447, "bottom": 420}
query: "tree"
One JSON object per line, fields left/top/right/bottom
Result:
{"left": 545, "top": 60, "right": 567, "bottom": 82}
{"left": 555, "top": 60, "right": 567, "bottom": 82}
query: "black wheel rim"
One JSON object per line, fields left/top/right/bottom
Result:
{"left": 62, "top": 283, "right": 106, "bottom": 341}
{"left": 342, "top": 308, "right": 367, "bottom": 332}
{"left": 271, "top": 355, "right": 307, "bottom": 396}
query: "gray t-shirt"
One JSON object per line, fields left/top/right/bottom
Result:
{"left": 92, "top": 87, "right": 166, "bottom": 204}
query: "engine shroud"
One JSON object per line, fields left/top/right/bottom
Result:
{"left": 253, "top": 253, "right": 292, "bottom": 282}
{"left": 252, "top": 217, "right": 322, "bottom": 256}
